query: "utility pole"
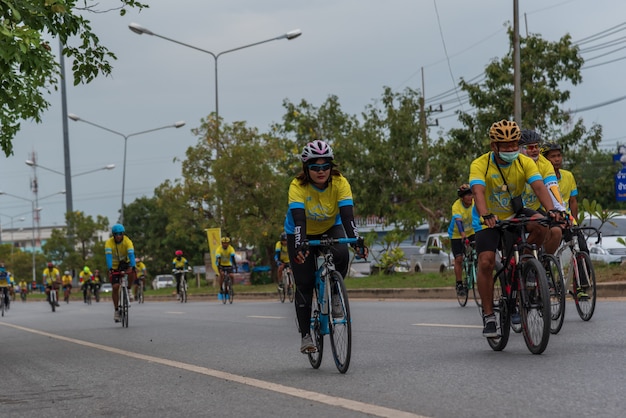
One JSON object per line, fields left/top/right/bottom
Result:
{"left": 513, "top": 0, "right": 522, "bottom": 124}
{"left": 29, "top": 150, "right": 41, "bottom": 247}
{"left": 420, "top": 67, "right": 430, "bottom": 181}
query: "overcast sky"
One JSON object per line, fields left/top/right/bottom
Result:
{"left": 1, "top": 0, "right": 625, "bottom": 230}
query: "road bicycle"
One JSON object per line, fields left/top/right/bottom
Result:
{"left": 49, "top": 282, "right": 60, "bottom": 313}
{"left": 173, "top": 268, "right": 191, "bottom": 303}
{"left": 63, "top": 284, "right": 71, "bottom": 304}
{"left": 0, "top": 287, "right": 8, "bottom": 317}
{"left": 278, "top": 263, "right": 295, "bottom": 303}
{"left": 135, "top": 276, "right": 145, "bottom": 304}
{"left": 219, "top": 267, "right": 234, "bottom": 304}
{"left": 112, "top": 271, "right": 130, "bottom": 328}
{"left": 84, "top": 283, "right": 92, "bottom": 305}
{"left": 20, "top": 287, "right": 27, "bottom": 302}
{"left": 555, "top": 225, "right": 599, "bottom": 322}
{"left": 93, "top": 282, "right": 101, "bottom": 303}
{"left": 488, "top": 216, "right": 552, "bottom": 355}
{"left": 305, "top": 236, "right": 360, "bottom": 374}
{"left": 540, "top": 249, "right": 566, "bottom": 335}
{"left": 459, "top": 239, "right": 478, "bottom": 308}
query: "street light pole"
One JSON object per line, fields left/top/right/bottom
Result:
{"left": 67, "top": 114, "right": 185, "bottom": 224}
{"left": 0, "top": 191, "right": 65, "bottom": 284}
{"left": 25, "top": 160, "right": 115, "bottom": 178}
{"left": 128, "top": 23, "right": 302, "bottom": 154}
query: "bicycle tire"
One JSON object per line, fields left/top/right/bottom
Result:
{"left": 457, "top": 277, "right": 469, "bottom": 307}
{"left": 543, "top": 253, "right": 566, "bottom": 334}
{"left": 180, "top": 279, "right": 187, "bottom": 303}
{"left": 50, "top": 290, "right": 56, "bottom": 312}
{"left": 121, "top": 287, "right": 129, "bottom": 328}
{"left": 488, "top": 270, "right": 511, "bottom": 351}
{"left": 86, "top": 288, "right": 92, "bottom": 305}
{"left": 573, "top": 251, "right": 596, "bottom": 321}
{"left": 287, "top": 271, "right": 295, "bottom": 303}
{"left": 279, "top": 272, "right": 286, "bottom": 303}
{"left": 308, "top": 287, "right": 324, "bottom": 369}
{"left": 137, "top": 285, "right": 144, "bottom": 304}
{"left": 328, "top": 271, "right": 352, "bottom": 374}
{"left": 228, "top": 281, "right": 234, "bottom": 304}
{"left": 519, "top": 257, "right": 550, "bottom": 354}
{"left": 0, "top": 295, "right": 4, "bottom": 317}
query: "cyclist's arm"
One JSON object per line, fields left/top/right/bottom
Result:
{"left": 569, "top": 195, "right": 579, "bottom": 220}
{"left": 339, "top": 205, "right": 359, "bottom": 239}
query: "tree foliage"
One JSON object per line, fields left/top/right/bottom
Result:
{"left": 0, "top": 0, "right": 147, "bottom": 156}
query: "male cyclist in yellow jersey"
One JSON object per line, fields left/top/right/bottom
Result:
{"left": 0, "top": 263, "right": 10, "bottom": 307}
{"left": 79, "top": 266, "right": 93, "bottom": 303}
{"left": 469, "top": 120, "right": 561, "bottom": 338}
{"left": 134, "top": 257, "right": 147, "bottom": 301}
{"left": 92, "top": 269, "right": 102, "bottom": 300}
{"left": 172, "top": 250, "right": 189, "bottom": 300}
{"left": 274, "top": 232, "right": 290, "bottom": 290}
{"left": 216, "top": 237, "right": 237, "bottom": 298}
{"left": 519, "top": 129, "right": 566, "bottom": 255}
{"left": 62, "top": 270, "right": 73, "bottom": 300}
{"left": 105, "top": 223, "right": 137, "bottom": 322}
{"left": 448, "top": 184, "right": 475, "bottom": 296}
{"left": 43, "top": 261, "right": 61, "bottom": 307}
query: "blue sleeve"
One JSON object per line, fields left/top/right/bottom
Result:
{"left": 129, "top": 250, "right": 136, "bottom": 267}
{"left": 106, "top": 254, "right": 113, "bottom": 270}
{"left": 455, "top": 219, "right": 465, "bottom": 234}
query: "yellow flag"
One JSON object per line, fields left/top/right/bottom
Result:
{"left": 206, "top": 228, "right": 221, "bottom": 275}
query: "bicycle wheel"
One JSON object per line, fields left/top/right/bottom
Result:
{"left": 180, "top": 279, "right": 187, "bottom": 303}
{"left": 573, "top": 251, "right": 596, "bottom": 321}
{"left": 487, "top": 271, "right": 511, "bottom": 351}
{"left": 308, "top": 288, "right": 324, "bottom": 369}
{"left": 86, "top": 288, "right": 92, "bottom": 305}
{"left": 278, "top": 272, "right": 286, "bottom": 303}
{"left": 0, "top": 294, "right": 5, "bottom": 317}
{"left": 287, "top": 271, "right": 295, "bottom": 303}
{"left": 228, "top": 281, "right": 234, "bottom": 304}
{"left": 138, "top": 285, "right": 144, "bottom": 304}
{"left": 457, "top": 277, "right": 469, "bottom": 307}
{"left": 122, "top": 287, "right": 129, "bottom": 328}
{"left": 328, "top": 271, "right": 351, "bottom": 374}
{"left": 519, "top": 257, "right": 550, "bottom": 354}
{"left": 542, "top": 254, "right": 566, "bottom": 334}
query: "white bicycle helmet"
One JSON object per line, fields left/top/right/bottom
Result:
{"left": 300, "top": 140, "right": 334, "bottom": 162}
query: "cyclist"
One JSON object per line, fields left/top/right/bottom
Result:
{"left": 274, "top": 232, "right": 290, "bottom": 290}
{"left": 469, "top": 120, "right": 561, "bottom": 338}
{"left": 62, "top": 270, "right": 73, "bottom": 300}
{"left": 7, "top": 271, "right": 15, "bottom": 301}
{"left": 105, "top": 223, "right": 137, "bottom": 323}
{"left": 215, "top": 238, "right": 237, "bottom": 299}
{"left": 18, "top": 279, "right": 28, "bottom": 298}
{"left": 92, "top": 269, "right": 102, "bottom": 301}
{"left": 172, "top": 250, "right": 189, "bottom": 300}
{"left": 80, "top": 266, "right": 93, "bottom": 303}
{"left": 542, "top": 141, "right": 590, "bottom": 297}
{"left": 519, "top": 129, "right": 566, "bottom": 255}
{"left": 447, "top": 184, "right": 475, "bottom": 296}
{"left": 0, "top": 263, "right": 10, "bottom": 308}
{"left": 43, "top": 261, "right": 61, "bottom": 307}
{"left": 285, "top": 139, "right": 368, "bottom": 353}
{"left": 134, "top": 257, "right": 147, "bottom": 301}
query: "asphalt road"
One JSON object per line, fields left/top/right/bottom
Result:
{"left": 2, "top": 297, "right": 626, "bottom": 417}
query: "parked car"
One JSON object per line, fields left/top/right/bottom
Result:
{"left": 582, "top": 214, "right": 626, "bottom": 260}
{"left": 588, "top": 245, "right": 624, "bottom": 264}
{"left": 412, "top": 233, "right": 453, "bottom": 273}
{"left": 100, "top": 283, "right": 113, "bottom": 293}
{"left": 152, "top": 274, "right": 174, "bottom": 290}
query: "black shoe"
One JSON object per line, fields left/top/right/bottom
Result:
{"left": 482, "top": 314, "right": 498, "bottom": 338}
{"left": 455, "top": 282, "right": 466, "bottom": 296}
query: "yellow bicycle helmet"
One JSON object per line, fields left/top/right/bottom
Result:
{"left": 489, "top": 120, "right": 521, "bottom": 143}
{"left": 221, "top": 237, "right": 231, "bottom": 243}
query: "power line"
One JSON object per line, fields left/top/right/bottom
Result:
{"left": 570, "top": 95, "right": 626, "bottom": 113}
{"left": 432, "top": 0, "right": 464, "bottom": 111}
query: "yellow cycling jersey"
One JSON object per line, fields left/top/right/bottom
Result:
{"left": 42, "top": 267, "right": 61, "bottom": 285}
{"left": 284, "top": 174, "right": 354, "bottom": 236}
{"left": 521, "top": 154, "right": 565, "bottom": 212}
{"left": 136, "top": 261, "right": 147, "bottom": 277}
{"left": 79, "top": 271, "right": 92, "bottom": 283}
{"left": 469, "top": 152, "right": 542, "bottom": 231}
{"left": 172, "top": 257, "right": 188, "bottom": 269}
{"left": 557, "top": 168, "right": 578, "bottom": 214}
{"left": 275, "top": 241, "right": 290, "bottom": 263}
{"left": 447, "top": 198, "right": 475, "bottom": 239}
{"left": 105, "top": 235, "right": 135, "bottom": 270}
{"left": 216, "top": 245, "right": 236, "bottom": 267}
{"left": 61, "top": 275, "right": 72, "bottom": 286}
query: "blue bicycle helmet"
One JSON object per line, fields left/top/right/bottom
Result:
{"left": 112, "top": 223, "right": 125, "bottom": 234}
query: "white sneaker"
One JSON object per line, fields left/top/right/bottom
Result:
{"left": 114, "top": 310, "right": 120, "bottom": 323}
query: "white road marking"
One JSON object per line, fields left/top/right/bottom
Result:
{"left": 247, "top": 315, "right": 284, "bottom": 319}
{"left": 165, "top": 311, "right": 185, "bottom": 314}
{"left": 412, "top": 323, "right": 482, "bottom": 329}
{"left": 1, "top": 322, "right": 428, "bottom": 418}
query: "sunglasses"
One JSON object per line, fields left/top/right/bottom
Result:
{"left": 308, "top": 163, "right": 331, "bottom": 172}
{"left": 524, "top": 144, "right": 540, "bottom": 150}
{"left": 113, "top": 233, "right": 124, "bottom": 237}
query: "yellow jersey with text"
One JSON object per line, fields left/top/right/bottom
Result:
{"left": 557, "top": 169, "right": 578, "bottom": 214}
{"left": 274, "top": 241, "right": 290, "bottom": 263}
{"left": 216, "top": 245, "right": 236, "bottom": 267}
{"left": 469, "top": 152, "right": 542, "bottom": 231}
{"left": 284, "top": 174, "right": 354, "bottom": 235}
{"left": 105, "top": 236, "right": 135, "bottom": 270}
{"left": 42, "top": 267, "right": 61, "bottom": 285}
{"left": 447, "top": 199, "right": 475, "bottom": 239}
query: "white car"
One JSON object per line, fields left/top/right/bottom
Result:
{"left": 582, "top": 214, "right": 626, "bottom": 261}
{"left": 152, "top": 274, "right": 174, "bottom": 290}
{"left": 588, "top": 245, "right": 624, "bottom": 265}
{"left": 100, "top": 283, "right": 113, "bottom": 293}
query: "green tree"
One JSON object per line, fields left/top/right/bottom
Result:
{"left": 0, "top": 0, "right": 147, "bottom": 156}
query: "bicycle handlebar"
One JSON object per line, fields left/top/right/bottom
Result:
{"left": 307, "top": 237, "right": 360, "bottom": 247}
{"left": 492, "top": 216, "right": 551, "bottom": 230}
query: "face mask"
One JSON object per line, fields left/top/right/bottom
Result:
{"left": 499, "top": 151, "right": 519, "bottom": 163}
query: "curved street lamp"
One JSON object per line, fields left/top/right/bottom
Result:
{"left": 68, "top": 113, "right": 185, "bottom": 224}
{"left": 128, "top": 23, "right": 302, "bottom": 155}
